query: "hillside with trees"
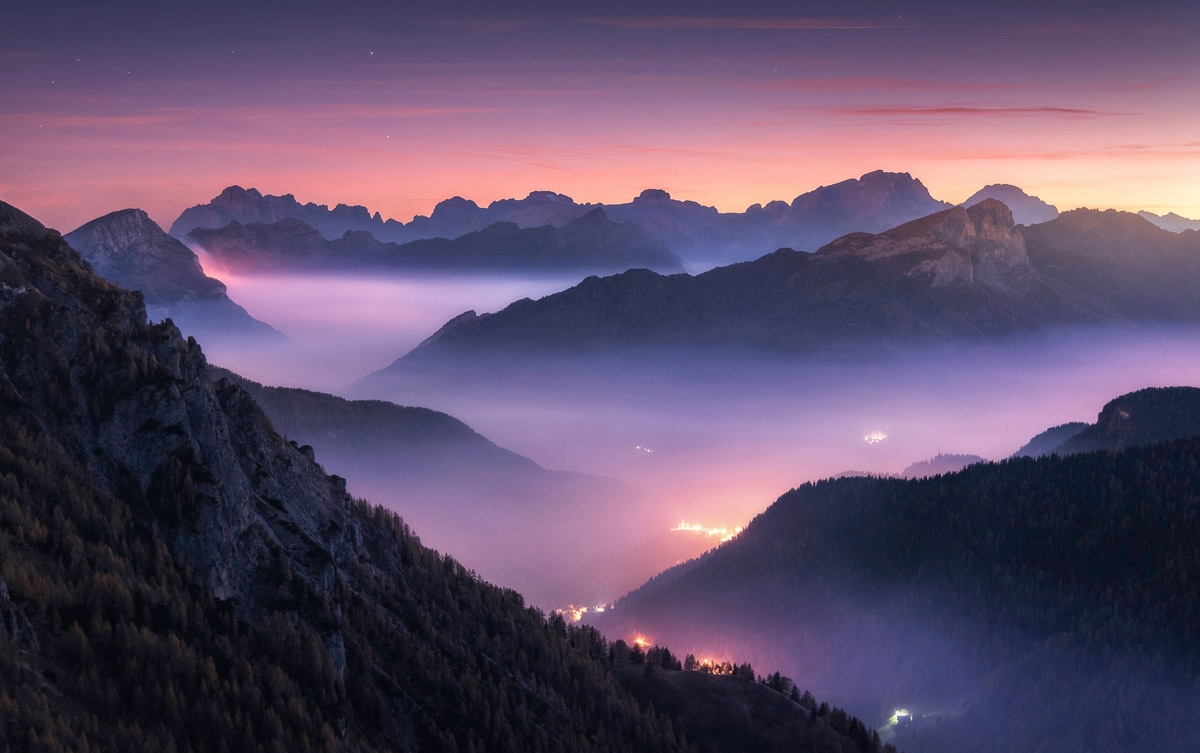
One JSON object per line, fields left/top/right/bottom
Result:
{"left": 597, "top": 436, "right": 1200, "bottom": 753}
{"left": 0, "top": 199, "right": 888, "bottom": 752}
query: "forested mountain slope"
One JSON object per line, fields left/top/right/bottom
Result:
{"left": 0, "top": 199, "right": 886, "bottom": 752}
{"left": 597, "top": 437, "right": 1200, "bottom": 753}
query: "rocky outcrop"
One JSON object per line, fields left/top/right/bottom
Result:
{"left": 66, "top": 209, "right": 226, "bottom": 304}
{"left": 0, "top": 577, "right": 39, "bottom": 651}
{"left": 65, "top": 209, "right": 281, "bottom": 340}
{"left": 817, "top": 199, "right": 1033, "bottom": 290}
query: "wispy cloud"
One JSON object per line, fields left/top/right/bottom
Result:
{"left": 1019, "top": 22, "right": 1178, "bottom": 37}
{"left": 755, "top": 77, "right": 1018, "bottom": 93}
{"left": 585, "top": 16, "right": 887, "bottom": 31}
{"left": 1, "top": 104, "right": 496, "bottom": 130}
{"left": 832, "top": 105, "right": 1124, "bottom": 118}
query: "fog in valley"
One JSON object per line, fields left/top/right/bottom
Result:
{"left": 190, "top": 263, "right": 1200, "bottom": 618}
{"left": 148, "top": 257, "right": 1200, "bottom": 749}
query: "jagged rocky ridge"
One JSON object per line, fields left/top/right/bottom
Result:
{"left": 173, "top": 171, "right": 952, "bottom": 266}
{"left": 186, "top": 208, "right": 685, "bottom": 275}
{"left": 373, "top": 200, "right": 1099, "bottom": 373}
{"left": 0, "top": 199, "right": 890, "bottom": 752}
{"left": 64, "top": 208, "right": 281, "bottom": 341}
{"left": 371, "top": 200, "right": 1200, "bottom": 375}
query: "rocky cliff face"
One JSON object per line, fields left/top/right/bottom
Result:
{"left": 66, "top": 209, "right": 225, "bottom": 304}
{"left": 4, "top": 199, "right": 352, "bottom": 636}
{"left": 0, "top": 577, "right": 39, "bottom": 651}
{"left": 65, "top": 208, "right": 281, "bottom": 340}
{"left": 817, "top": 199, "right": 1033, "bottom": 290}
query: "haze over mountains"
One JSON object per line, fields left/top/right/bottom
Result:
{"left": 370, "top": 199, "right": 1200, "bottom": 376}
{"left": 212, "top": 368, "right": 711, "bottom": 607}
{"left": 7, "top": 165, "right": 1200, "bottom": 753}
{"left": 1, "top": 198, "right": 893, "bottom": 753}
{"left": 1138, "top": 210, "right": 1200, "bottom": 232}
{"left": 186, "top": 208, "right": 685, "bottom": 276}
{"left": 173, "top": 171, "right": 955, "bottom": 269}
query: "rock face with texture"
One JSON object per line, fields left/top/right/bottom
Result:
{"left": 4, "top": 201, "right": 348, "bottom": 618}
{"left": 818, "top": 199, "right": 1033, "bottom": 290}
{"left": 0, "top": 577, "right": 39, "bottom": 651}
{"left": 65, "top": 208, "right": 281, "bottom": 340}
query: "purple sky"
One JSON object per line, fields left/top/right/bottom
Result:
{"left": 2, "top": 0, "right": 1198, "bottom": 231}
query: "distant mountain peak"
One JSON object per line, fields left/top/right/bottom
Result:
{"left": 1137, "top": 210, "right": 1200, "bottom": 233}
{"left": 961, "top": 184, "right": 1058, "bottom": 225}
{"left": 432, "top": 195, "right": 481, "bottom": 213}
{"left": 635, "top": 188, "right": 672, "bottom": 202}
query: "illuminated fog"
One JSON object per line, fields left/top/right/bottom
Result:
{"left": 187, "top": 263, "right": 1200, "bottom": 613}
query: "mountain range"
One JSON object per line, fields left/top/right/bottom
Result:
{"left": 1138, "top": 210, "right": 1200, "bottom": 232}
{"left": 367, "top": 200, "right": 1200, "bottom": 378}
{"left": 63, "top": 209, "right": 281, "bottom": 341}
{"left": 172, "top": 171, "right": 957, "bottom": 267}
{"left": 185, "top": 207, "right": 685, "bottom": 275}
{"left": 169, "top": 175, "right": 1197, "bottom": 275}
{"left": 0, "top": 199, "right": 892, "bottom": 752}
{"left": 593, "top": 385, "right": 1200, "bottom": 753}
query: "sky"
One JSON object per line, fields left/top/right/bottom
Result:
{"left": 2, "top": 0, "right": 1198, "bottom": 233}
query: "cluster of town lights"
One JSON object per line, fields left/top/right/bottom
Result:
{"left": 671, "top": 520, "right": 744, "bottom": 543}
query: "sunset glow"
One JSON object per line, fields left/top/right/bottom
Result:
{"left": 2, "top": 2, "right": 1196, "bottom": 232}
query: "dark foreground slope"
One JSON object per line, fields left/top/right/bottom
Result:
{"left": 0, "top": 201, "right": 888, "bottom": 753}
{"left": 595, "top": 434, "right": 1200, "bottom": 753}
